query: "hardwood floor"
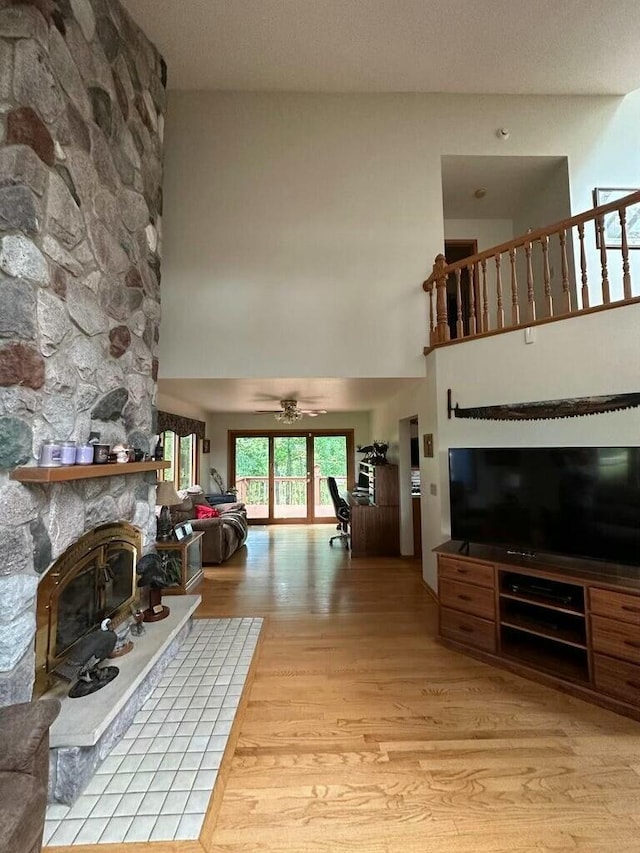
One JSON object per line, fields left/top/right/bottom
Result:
{"left": 198, "top": 525, "right": 640, "bottom": 853}
{"left": 51, "top": 525, "right": 640, "bottom": 852}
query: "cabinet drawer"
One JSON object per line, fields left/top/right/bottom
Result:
{"left": 591, "top": 614, "right": 640, "bottom": 665}
{"left": 438, "top": 556, "right": 494, "bottom": 589}
{"left": 439, "top": 577, "right": 495, "bottom": 620}
{"left": 593, "top": 653, "right": 640, "bottom": 707}
{"left": 590, "top": 587, "right": 640, "bottom": 626}
{"left": 440, "top": 607, "right": 496, "bottom": 653}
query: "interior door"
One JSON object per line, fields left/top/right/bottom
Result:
{"left": 444, "top": 239, "right": 478, "bottom": 339}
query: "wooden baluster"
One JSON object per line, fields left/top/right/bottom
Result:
{"left": 455, "top": 268, "right": 463, "bottom": 338}
{"left": 426, "top": 280, "right": 435, "bottom": 345}
{"left": 495, "top": 254, "right": 504, "bottom": 329}
{"left": 481, "top": 259, "right": 489, "bottom": 332}
{"left": 620, "top": 207, "right": 632, "bottom": 299}
{"left": 467, "top": 263, "right": 477, "bottom": 336}
{"left": 525, "top": 241, "right": 536, "bottom": 322}
{"left": 577, "top": 222, "right": 589, "bottom": 309}
{"left": 541, "top": 235, "right": 553, "bottom": 316}
{"left": 597, "top": 214, "right": 610, "bottom": 304}
{"left": 509, "top": 247, "right": 520, "bottom": 326}
{"left": 433, "top": 253, "right": 450, "bottom": 343}
{"left": 559, "top": 229, "right": 571, "bottom": 313}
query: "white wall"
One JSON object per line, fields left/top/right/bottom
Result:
{"left": 157, "top": 393, "right": 209, "bottom": 422}
{"left": 512, "top": 160, "right": 575, "bottom": 313}
{"left": 419, "top": 302, "right": 640, "bottom": 590}
{"left": 444, "top": 219, "right": 514, "bottom": 251}
{"left": 204, "top": 411, "right": 371, "bottom": 494}
{"left": 161, "top": 91, "right": 640, "bottom": 382}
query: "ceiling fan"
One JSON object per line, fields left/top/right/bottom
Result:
{"left": 254, "top": 399, "right": 327, "bottom": 424}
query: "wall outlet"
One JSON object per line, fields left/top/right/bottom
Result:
{"left": 524, "top": 327, "right": 535, "bottom": 344}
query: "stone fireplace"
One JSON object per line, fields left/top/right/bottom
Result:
{"left": 0, "top": 1, "right": 166, "bottom": 705}
{"left": 35, "top": 521, "right": 140, "bottom": 697}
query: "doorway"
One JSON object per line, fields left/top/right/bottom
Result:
{"left": 444, "top": 239, "right": 478, "bottom": 339}
{"left": 229, "top": 430, "right": 355, "bottom": 523}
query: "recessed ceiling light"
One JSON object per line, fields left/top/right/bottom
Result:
{"left": 473, "top": 188, "right": 487, "bottom": 199}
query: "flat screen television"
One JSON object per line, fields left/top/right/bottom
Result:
{"left": 449, "top": 447, "right": 640, "bottom": 567}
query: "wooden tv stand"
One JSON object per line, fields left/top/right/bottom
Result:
{"left": 435, "top": 541, "right": 640, "bottom": 721}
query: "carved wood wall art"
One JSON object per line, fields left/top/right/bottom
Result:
{"left": 447, "top": 388, "right": 640, "bottom": 421}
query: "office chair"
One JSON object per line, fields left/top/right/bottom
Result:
{"left": 327, "top": 476, "right": 350, "bottom": 549}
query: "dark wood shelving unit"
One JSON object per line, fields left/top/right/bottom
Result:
{"left": 350, "top": 463, "right": 399, "bottom": 557}
{"left": 11, "top": 461, "right": 170, "bottom": 483}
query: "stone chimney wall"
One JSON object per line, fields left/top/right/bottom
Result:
{"left": 0, "top": 0, "right": 165, "bottom": 704}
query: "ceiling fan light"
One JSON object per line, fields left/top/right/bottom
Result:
{"left": 275, "top": 406, "right": 303, "bottom": 425}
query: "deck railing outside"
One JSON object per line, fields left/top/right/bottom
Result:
{"left": 423, "top": 190, "right": 640, "bottom": 349}
{"left": 235, "top": 476, "right": 347, "bottom": 511}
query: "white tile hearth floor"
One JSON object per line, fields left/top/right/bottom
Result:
{"left": 44, "top": 617, "right": 262, "bottom": 846}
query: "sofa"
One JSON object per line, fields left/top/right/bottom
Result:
{"left": 171, "top": 491, "right": 248, "bottom": 564}
{"left": 0, "top": 698, "right": 61, "bottom": 853}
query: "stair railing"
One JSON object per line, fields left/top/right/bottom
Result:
{"left": 423, "top": 190, "right": 640, "bottom": 349}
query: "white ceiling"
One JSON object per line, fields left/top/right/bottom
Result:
{"left": 122, "top": 0, "right": 640, "bottom": 95}
{"left": 159, "top": 377, "right": 419, "bottom": 414}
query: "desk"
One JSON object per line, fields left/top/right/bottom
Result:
{"left": 349, "top": 464, "right": 399, "bottom": 557}
{"left": 350, "top": 503, "right": 399, "bottom": 556}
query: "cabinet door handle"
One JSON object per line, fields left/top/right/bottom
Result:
{"left": 458, "top": 594, "right": 472, "bottom": 601}
{"left": 458, "top": 625, "right": 473, "bottom": 633}
{"left": 623, "top": 640, "right": 640, "bottom": 649}
{"left": 455, "top": 568, "right": 469, "bottom": 575}
{"left": 626, "top": 679, "right": 640, "bottom": 691}
{"left": 621, "top": 605, "right": 640, "bottom": 614}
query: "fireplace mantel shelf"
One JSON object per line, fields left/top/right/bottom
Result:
{"left": 10, "top": 461, "right": 170, "bottom": 483}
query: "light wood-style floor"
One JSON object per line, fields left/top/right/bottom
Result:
{"left": 52, "top": 525, "right": 640, "bottom": 852}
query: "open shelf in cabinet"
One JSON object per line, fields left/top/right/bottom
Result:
{"left": 500, "top": 598, "right": 587, "bottom": 649}
{"left": 498, "top": 568, "right": 588, "bottom": 678}
{"left": 499, "top": 571, "right": 585, "bottom": 614}
{"left": 501, "top": 627, "right": 590, "bottom": 684}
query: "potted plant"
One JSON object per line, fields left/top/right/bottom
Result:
{"left": 136, "top": 553, "right": 182, "bottom": 622}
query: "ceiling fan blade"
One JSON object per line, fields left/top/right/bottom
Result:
{"left": 254, "top": 409, "right": 282, "bottom": 414}
{"left": 300, "top": 410, "right": 327, "bottom": 416}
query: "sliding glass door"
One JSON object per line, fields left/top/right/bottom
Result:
{"left": 233, "top": 436, "right": 269, "bottom": 519}
{"left": 312, "top": 434, "right": 348, "bottom": 518}
{"left": 274, "top": 436, "right": 308, "bottom": 519}
{"left": 230, "top": 430, "right": 353, "bottom": 523}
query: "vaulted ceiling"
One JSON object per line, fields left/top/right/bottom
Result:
{"left": 124, "top": 0, "right": 640, "bottom": 95}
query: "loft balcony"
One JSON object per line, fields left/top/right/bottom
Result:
{"left": 424, "top": 190, "right": 640, "bottom": 351}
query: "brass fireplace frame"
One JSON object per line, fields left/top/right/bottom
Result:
{"left": 35, "top": 522, "right": 141, "bottom": 697}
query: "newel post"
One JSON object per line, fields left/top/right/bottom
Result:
{"left": 432, "top": 253, "right": 450, "bottom": 344}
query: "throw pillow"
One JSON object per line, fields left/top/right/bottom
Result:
{"left": 170, "top": 497, "right": 194, "bottom": 525}
{"left": 195, "top": 504, "right": 220, "bottom": 519}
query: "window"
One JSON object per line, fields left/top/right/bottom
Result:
{"left": 161, "top": 431, "right": 198, "bottom": 490}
